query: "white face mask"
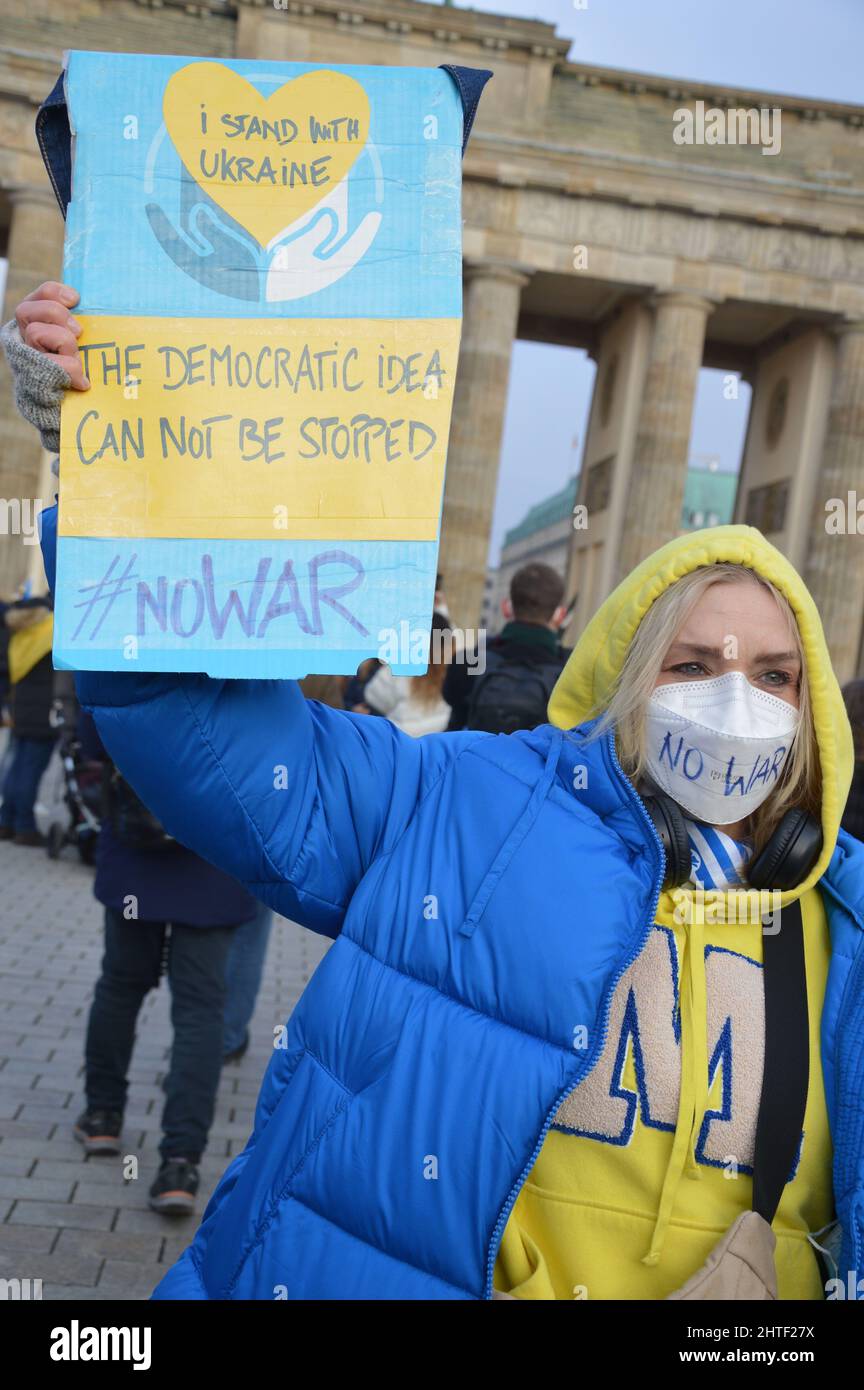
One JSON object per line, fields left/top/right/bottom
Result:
{"left": 644, "top": 669, "right": 800, "bottom": 825}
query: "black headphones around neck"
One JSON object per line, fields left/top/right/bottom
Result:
{"left": 641, "top": 791, "right": 823, "bottom": 892}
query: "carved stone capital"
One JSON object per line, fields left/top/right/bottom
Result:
{"left": 463, "top": 258, "right": 533, "bottom": 290}
{"left": 648, "top": 289, "right": 719, "bottom": 316}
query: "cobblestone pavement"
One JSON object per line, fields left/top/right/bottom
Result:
{"left": 0, "top": 750, "right": 331, "bottom": 1301}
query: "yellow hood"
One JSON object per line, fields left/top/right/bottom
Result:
{"left": 548, "top": 524, "right": 853, "bottom": 909}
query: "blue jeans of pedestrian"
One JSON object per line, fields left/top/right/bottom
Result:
{"left": 85, "top": 906, "right": 236, "bottom": 1162}
{"left": 223, "top": 900, "right": 274, "bottom": 1055}
{"left": 0, "top": 735, "right": 55, "bottom": 833}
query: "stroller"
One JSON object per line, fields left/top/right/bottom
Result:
{"left": 45, "top": 674, "right": 102, "bottom": 864}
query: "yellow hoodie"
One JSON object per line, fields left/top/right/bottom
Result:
{"left": 493, "top": 525, "right": 853, "bottom": 1301}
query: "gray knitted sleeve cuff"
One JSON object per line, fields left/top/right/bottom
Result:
{"left": 0, "top": 317, "right": 70, "bottom": 459}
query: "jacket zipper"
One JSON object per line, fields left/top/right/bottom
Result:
{"left": 482, "top": 728, "right": 666, "bottom": 1299}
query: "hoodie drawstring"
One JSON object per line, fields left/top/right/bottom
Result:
{"left": 642, "top": 911, "right": 710, "bottom": 1266}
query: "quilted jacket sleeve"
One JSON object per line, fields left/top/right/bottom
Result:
{"left": 40, "top": 502, "right": 475, "bottom": 939}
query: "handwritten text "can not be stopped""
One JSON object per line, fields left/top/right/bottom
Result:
{"left": 72, "top": 338, "right": 448, "bottom": 467}
{"left": 74, "top": 411, "right": 437, "bottom": 467}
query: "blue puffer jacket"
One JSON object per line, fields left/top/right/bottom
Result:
{"left": 38, "top": 510, "right": 864, "bottom": 1298}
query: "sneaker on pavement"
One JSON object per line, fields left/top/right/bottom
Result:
{"left": 73, "top": 1108, "right": 123, "bottom": 1155}
{"left": 149, "top": 1157, "right": 200, "bottom": 1216}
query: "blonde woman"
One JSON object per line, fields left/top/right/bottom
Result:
{"left": 4, "top": 281, "right": 864, "bottom": 1302}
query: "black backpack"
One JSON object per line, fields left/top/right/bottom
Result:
{"left": 102, "top": 764, "right": 175, "bottom": 851}
{"left": 462, "top": 646, "right": 564, "bottom": 735}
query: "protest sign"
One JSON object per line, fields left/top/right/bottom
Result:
{"left": 55, "top": 51, "right": 464, "bottom": 676}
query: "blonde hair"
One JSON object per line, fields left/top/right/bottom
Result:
{"left": 584, "top": 563, "right": 821, "bottom": 854}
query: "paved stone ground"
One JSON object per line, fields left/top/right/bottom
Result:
{"left": 0, "top": 743, "right": 331, "bottom": 1301}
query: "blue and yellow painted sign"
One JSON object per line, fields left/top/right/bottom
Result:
{"left": 56, "top": 51, "right": 463, "bottom": 676}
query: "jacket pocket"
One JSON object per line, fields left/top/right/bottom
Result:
{"left": 200, "top": 1048, "right": 353, "bottom": 1297}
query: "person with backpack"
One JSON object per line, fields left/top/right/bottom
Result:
{"left": 445, "top": 562, "right": 569, "bottom": 734}
{"left": 73, "top": 710, "right": 259, "bottom": 1215}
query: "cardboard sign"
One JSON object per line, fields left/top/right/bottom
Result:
{"left": 55, "top": 51, "right": 463, "bottom": 676}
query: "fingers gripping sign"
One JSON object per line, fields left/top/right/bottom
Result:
{"left": 16, "top": 281, "right": 91, "bottom": 391}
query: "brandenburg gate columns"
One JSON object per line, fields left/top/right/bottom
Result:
{"left": 734, "top": 327, "right": 834, "bottom": 571}
{"left": 1, "top": 185, "right": 63, "bottom": 326}
{"left": 802, "top": 320, "right": 864, "bottom": 682}
{"left": 615, "top": 291, "right": 714, "bottom": 582}
{"left": 439, "top": 259, "right": 531, "bottom": 628}
{"left": 0, "top": 184, "right": 65, "bottom": 595}
{"left": 565, "top": 299, "right": 654, "bottom": 643}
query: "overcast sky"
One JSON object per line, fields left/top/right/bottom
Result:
{"left": 442, "top": 0, "right": 863, "bottom": 562}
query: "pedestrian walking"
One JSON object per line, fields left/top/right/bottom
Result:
{"left": 73, "top": 710, "right": 259, "bottom": 1215}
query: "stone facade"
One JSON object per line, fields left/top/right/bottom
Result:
{"left": 1, "top": 0, "right": 863, "bottom": 673}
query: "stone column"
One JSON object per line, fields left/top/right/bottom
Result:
{"left": 802, "top": 320, "right": 864, "bottom": 683}
{"left": 439, "top": 259, "right": 531, "bottom": 628}
{"left": 0, "top": 185, "right": 65, "bottom": 595}
{"left": 733, "top": 327, "right": 833, "bottom": 570}
{"left": 615, "top": 291, "right": 714, "bottom": 581}
{"left": 1, "top": 184, "right": 64, "bottom": 324}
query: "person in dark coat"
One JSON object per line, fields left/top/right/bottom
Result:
{"left": 0, "top": 598, "right": 12, "bottom": 790}
{"left": 444, "top": 562, "right": 570, "bottom": 734}
{"left": 841, "top": 679, "right": 864, "bottom": 841}
{"left": 0, "top": 598, "right": 10, "bottom": 710}
{"left": 0, "top": 594, "right": 58, "bottom": 844}
{"left": 75, "top": 710, "right": 259, "bottom": 1216}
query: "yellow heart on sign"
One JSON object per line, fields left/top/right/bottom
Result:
{"left": 163, "top": 62, "right": 371, "bottom": 249}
